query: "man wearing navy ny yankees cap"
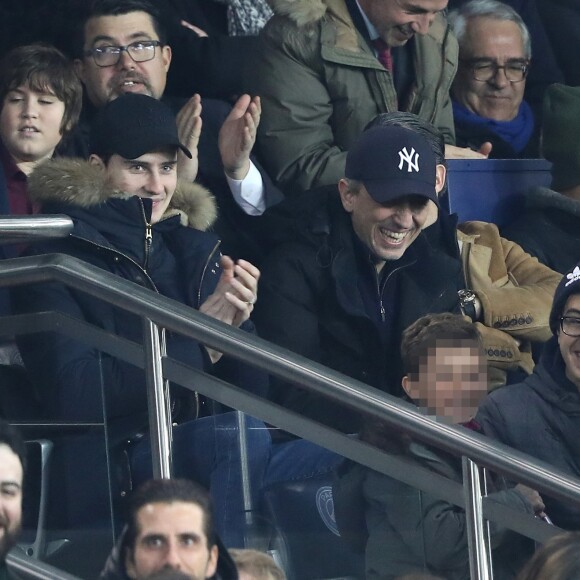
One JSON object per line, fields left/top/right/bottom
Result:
{"left": 254, "top": 118, "right": 467, "bottom": 434}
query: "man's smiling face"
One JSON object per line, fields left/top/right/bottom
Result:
{"left": 340, "top": 183, "right": 432, "bottom": 268}
{"left": 558, "top": 294, "right": 580, "bottom": 390}
{"left": 358, "top": 0, "right": 449, "bottom": 47}
{"left": 75, "top": 11, "right": 171, "bottom": 108}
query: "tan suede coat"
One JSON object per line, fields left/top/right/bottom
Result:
{"left": 458, "top": 221, "right": 560, "bottom": 387}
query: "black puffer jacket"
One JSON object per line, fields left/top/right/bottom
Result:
{"left": 254, "top": 188, "right": 464, "bottom": 432}
{"left": 13, "top": 159, "right": 266, "bottom": 436}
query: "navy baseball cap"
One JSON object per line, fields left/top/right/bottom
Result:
{"left": 91, "top": 93, "right": 192, "bottom": 160}
{"left": 345, "top": 125, "right": 439, "bottom": 205}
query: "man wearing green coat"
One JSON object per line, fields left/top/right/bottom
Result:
{"left": 250, "top": 0, "right": 487, "bottom": 195}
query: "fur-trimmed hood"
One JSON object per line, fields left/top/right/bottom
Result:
{"left": 269, "top": 0, "right": 327, "bottom": 26}
{"left": 526, "top": 186, "right": 580, "bottom": 219}
{"left": 28, "top": 158, "right": 218, "bottom": 232}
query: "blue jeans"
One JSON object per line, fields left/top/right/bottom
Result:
{"left": 130, "top": 414, "right": 343, "bottom": 547}
{"left": 130, "top": 412, "right": 271, "bottom": 548}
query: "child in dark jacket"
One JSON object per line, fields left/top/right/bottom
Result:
{"left": 334, "top": 313, "right": 544, "bottom": 579}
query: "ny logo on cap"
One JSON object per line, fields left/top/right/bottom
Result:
{"left": 398, "top": 147, "right": 419, "bottom": 173}
{"left": 565, "top": 266, "right": 580, "bottom": 287}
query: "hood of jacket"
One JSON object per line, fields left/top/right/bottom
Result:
{"left": 269, "top": 0, "right": 327, "bottom": 26}
{"left": 526, "top": 186, "right": 580, "bottom": 220}
{"left": 27, "top": 158, "right": 218, "bottom": 232}
{"left": 524, "top": 336, "right": 580, "bottom": 415}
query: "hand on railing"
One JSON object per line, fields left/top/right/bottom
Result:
{"left": 200, "top": 255, "right": 260, "bottom": 363}
{"left": 514, "top": 483, "right": 546, "bottom": 517}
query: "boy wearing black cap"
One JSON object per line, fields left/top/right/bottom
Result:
{"left": 477, "top": 261, "right": 580, "bottom": 530}
{"left": 12, "top": 93, "right": 270, "bottom": 548}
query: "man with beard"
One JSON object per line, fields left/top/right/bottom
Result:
{"left": 100, "top": 479, "right": 238, "bottom": 580}
{"left": 0, "top": 420, "right": 25, "bottom": 579}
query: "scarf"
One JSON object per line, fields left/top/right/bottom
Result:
{"left": 213, "top": 0, "right": 273, "bottom": 36}
{"left": 452, "top": 99, "right": 535, "bottom": 154}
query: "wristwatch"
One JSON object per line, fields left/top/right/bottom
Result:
{"left": 458, "top": 289, "right": 478, "bottom": 321}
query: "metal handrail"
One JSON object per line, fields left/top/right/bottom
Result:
{"left": 6, "top": 550, "right": 82, "bottom": 580}
{"left": 1, "top": 253, "right": 579, "bottom": 505}
{"left": 1, "top": 252, "right": 579, "bottom": 579}
{"left": 0, "top": 215, "right": 73, "bottom": 245}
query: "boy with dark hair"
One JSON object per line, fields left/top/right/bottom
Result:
{"left": 0, "top": 43, "right": 82, "bottom": 215}
{"left": 335, "top": 313, "right": 543, "bottom": 579}
{"left": 13, "top": 93, "right": 269, "bottom": 548}
{"left": 0, "top": 43, "right": 83, "bottom": 412}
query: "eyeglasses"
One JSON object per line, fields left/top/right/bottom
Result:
{"left": 560, "top": 316, "right": 580, "bottom": 337}
{"left": 461, "top": 59, "right": 529, "bottom": 83}
{"left": 84, "top": 40, "right": 162, "bottom": 67}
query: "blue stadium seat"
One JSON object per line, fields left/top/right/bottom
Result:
{"left": 262, "top": 473, "right": 364, "bottom": 580}
{"left": 444, "top": 159, "right": 552, "bottom": 227}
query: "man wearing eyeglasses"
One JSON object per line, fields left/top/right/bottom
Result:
{"left": 69, "top": 0, "right": 282, "bottom": 264}
{"left": 477, "top": 261, "right": 580, "bottom": 530}
{"left": 448, "top": 0, "right": 539, "bottom": 158}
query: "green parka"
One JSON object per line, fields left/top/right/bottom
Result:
{"left": 250, "top": 0, "right": 458, "bottom": 194}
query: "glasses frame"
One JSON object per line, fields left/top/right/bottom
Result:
{"left": 84, "top": 40, "right": 163, "bottom": 68}
{"left": 560, "top": 316, "right": 580, "bottom": 338}
{"left": 460, "top": 58, "right": 530, "bottom": 83}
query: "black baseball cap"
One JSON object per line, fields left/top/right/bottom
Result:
{"left": 90, "top": 93, "right": 192, "bottom": 159}
{"left": 345, "top": 125, "right": 439, "bottom": 205}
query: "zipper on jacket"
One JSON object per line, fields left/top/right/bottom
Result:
{"left": 375, "top": 260, "right": 415, "bottom": 323}
{"left": 71, "top": 235, "right": 159, "bottom": 292}
{"left": 139, "top": 199, "right": 153, "bottom": 271}
{"left": 196, "top": 240, "right": 222, "bottom": 308}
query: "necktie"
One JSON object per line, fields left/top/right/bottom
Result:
{"left": 373, "top": 38, "right": 394, "bottom": 73}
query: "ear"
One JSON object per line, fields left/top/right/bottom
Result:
{"left": 162, "top": 44, "right": 172, "bottom": 72}
{"left": 401, "top": 375, "right": 411, "bottom": 397}
{"left": 435, "top": 164, "right": 446, "bottom": 196}
{"left": 124, "top": 549, "right": 137, "bottom": 580}
{"left": 401, "top": 375, "right": 417, "bottom": 400}
{"left": 338, "top": 179, "right": 354, "bottom": 213}
{"left": 206, "top": 544, "right": 218, "bottom": 578}
{"left": 73, "top": 59, "right": 86, "bottom": 85}
{"left": 88, "top": 154, "right": 105, "bottom": 169}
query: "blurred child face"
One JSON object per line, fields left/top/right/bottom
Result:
{"left": 0, "top": 84, "right": 66, "bottom": 167}
{"left": 403, "top": 339, "right": 488, "bottom": 423}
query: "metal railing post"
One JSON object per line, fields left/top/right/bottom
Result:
{"left": 236, "top": 411, "right": 254, "bottom": 531}
{"left": 463, "top": 457, "right": 491, "bottom": 580}
{"left": 143, "top": 319, "right": 172, "bottom": 479}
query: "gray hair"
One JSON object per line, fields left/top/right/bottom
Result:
{"left": 448, "top": 0, "right": 532, "bottom": 59}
